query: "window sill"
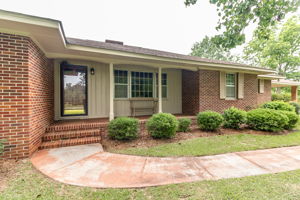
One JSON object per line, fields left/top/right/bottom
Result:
{"left": 225, "top": 98, "right": 237, "bottom": 101}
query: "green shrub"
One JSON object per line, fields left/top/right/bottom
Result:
{"left": 272, "top": 93, "right": 291, "bottom": 102}
{"left": 261, "top": 101, "right": 295, "bottom": 112}
{"left": 147, "top": 113, "right": 179, "bottom": 139}
{"left": 223, "top": 107, "right": 247, "bottom": 129}
{"left": 278, "top": 111, "right": 300, "bottom": 130}
{"left": 290, "top": 102, "right": 300, "bottom": 115}
{"left": 0, "top": 140, "right": 4, "bottom": 155}
{"left": 108, "top": 117, "right": 139, "bottom": 140}
{"left": 197, "top": 111, "right": 224, "bottom": 131}
{"left": 247, "top": 108, "right": 289, "bottom": 132}
{"left": 177, "top": 118, "right": 192, "bottom": 132}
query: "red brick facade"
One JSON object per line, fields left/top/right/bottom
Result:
{"left": 182, "top": 69, "right": 271, "bottom": 114}
{"left": 0, "top": 33, "right": 54, "bottom": 159}
{"left": 28, "top": 40, "right": 54, "bottom": 155}
{"left": 257, "top": 80, "right": 272, "bottom": 105}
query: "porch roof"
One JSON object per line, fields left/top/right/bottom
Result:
{"left": 272, "top": 79, "right": 300, "bottom": 88}
{"left": 0, "top": 9, "right": 275, "bottom": 74}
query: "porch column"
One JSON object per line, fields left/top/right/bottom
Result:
{"left": 291, "top": 86, "right": 298, "bottom": 102}
{"left": 158, "top": 67, "right": 162, "bottom": 113}
{"left": 109, "top": 63, "right": 114, "bottom": 121}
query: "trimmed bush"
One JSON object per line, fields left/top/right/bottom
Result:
{"left": 0, "top": 140, "right": 3, "bottom": 155}
{"left": 278, "top": 111, "right": 300, "bottom": 130}
{"left": 197, "top": 111, "right": 224, "bottom": 131}
{"left": 261, "top": 101, "right": 295, "bottom": 112}
{"left": 177, "top": 118, "right": 192, "bottom": 132}
{"left": 272, "top": 93, "right": 291, "bottom": 102}
{"left": 147, "top": 113, "right": 179, "bottom": 139}
{"left": 108, "top": 117, "right": 139, "bottom": 140}
{"left": 290, "top": 102, "right": 300, "bottom": 115}
{"left": 247, "top": 108, "right": 289, "bottom": 132}
{"left": 223, "top": 107, "right": 247, "bottom": 129}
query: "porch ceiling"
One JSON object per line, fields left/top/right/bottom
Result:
{"left": 0, "top": 9, "right": 276, "bottom": 74}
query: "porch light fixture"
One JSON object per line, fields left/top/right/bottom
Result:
{"left": 90, "top": 68, "right": 95, "bottom": 75}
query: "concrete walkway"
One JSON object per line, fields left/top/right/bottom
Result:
{"left": 31, "top": 144, "right": 300, "bottom": 188}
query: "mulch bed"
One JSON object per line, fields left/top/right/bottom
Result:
{"left": 102, "top": 127, "right": 290, "bottom": 151}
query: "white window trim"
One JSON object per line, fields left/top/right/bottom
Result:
{"left": 225, "top": 73, "right": 237, "bottom": 100}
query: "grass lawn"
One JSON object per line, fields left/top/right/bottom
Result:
{"left": 2, "top": 160, "right": 300, "bottom": 200}
{"left": 113, "top": 126, "right": 300, "bottom": 157}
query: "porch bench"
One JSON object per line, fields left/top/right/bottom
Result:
{"left": 130, "top": 98, "right": 158, "bottom": 117}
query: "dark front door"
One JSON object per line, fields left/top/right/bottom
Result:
{"left": 60, "top": 62, "right": 88, "bottom": 116}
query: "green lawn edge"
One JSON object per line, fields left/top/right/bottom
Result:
{"left": 111, "top": 128, "right": 300, "bottom": 157}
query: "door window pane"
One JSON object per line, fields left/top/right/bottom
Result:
{"left": 62, "top": 64, "right": 87, "bottom": 116}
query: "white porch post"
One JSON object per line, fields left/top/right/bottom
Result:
{"left": 109, "top": 63, "right": 114, "bottom": 121}
{"left": 158, "top": 67, "right": 162, "bottom": 113}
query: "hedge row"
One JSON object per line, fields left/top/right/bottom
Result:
{"left": 108, "top": 101, "right": 300, "bottom": 140}
{"left": 108, "top": 113, "right": 191, "bottom": 140}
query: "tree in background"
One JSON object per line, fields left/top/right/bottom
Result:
{"left": 244, "top": 16, "right": 300, "bottom": 76}
{"left": 185, "top": 0, "right": 300, "bottom": 49}
{"left": 191, "top": 36, "right": 242, "bottom": 62}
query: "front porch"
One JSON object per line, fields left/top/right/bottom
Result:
{"left": 40, "top": 115, "right": 196, "bottom": 149}
{"left": 272, "top": 79, "right": 300, "bottom": 102}
{"left": 54, "top": 59, "right": 194, "bottom": 122}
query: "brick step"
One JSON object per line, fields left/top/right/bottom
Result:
{"left": 46, "top": 122, "right": 106, "bottom": 132}
{"left": 42, "top": 129, "right": 101, "bottom": 142}
{"left": 39, "top": 137, "right": 101, "bottom": 150}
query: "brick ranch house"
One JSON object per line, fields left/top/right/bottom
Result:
{"left": 0, "top": 10, "right": 279, "bottom": 159}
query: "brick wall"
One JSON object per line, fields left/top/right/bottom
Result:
{"left": 199, "top": 70, "right": 258, "bottom": 112}
{"left": 28, "top": 41, "right": 54, "bottom": 155}
{"left": 182, "top": 69, "right": 271, "bottom": 114}
{"left": 0, "top": 33, "right": 53, "bottom": 159}
{"left": 257, "top": 80, "right": 271, "bottom": 105}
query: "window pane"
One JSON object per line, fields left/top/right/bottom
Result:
{"left": 162, "top": 86, "right": 167, "bottom": 98}
{"left": 115, "top": 85, "right": 128, "bottom": 98}
{"left": 226, "top": 86, "right": 236, "bottom": 98}
{"left": 225, "top": 73, "right": 236, "bottom": 98}
{"left": 156, "top": 73, "right": 167, "bottom": 98}
{"left": 114, "top": 70, "right": 128, "bottom": 98}
{"left": 131, "top": 71, "right": 153, "bottom": 98}
{"left": 62, "top": 66, "right": 87, "bottom": 116}
{"left": 226, "top": 74, "right": 235, "bottom": 86}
